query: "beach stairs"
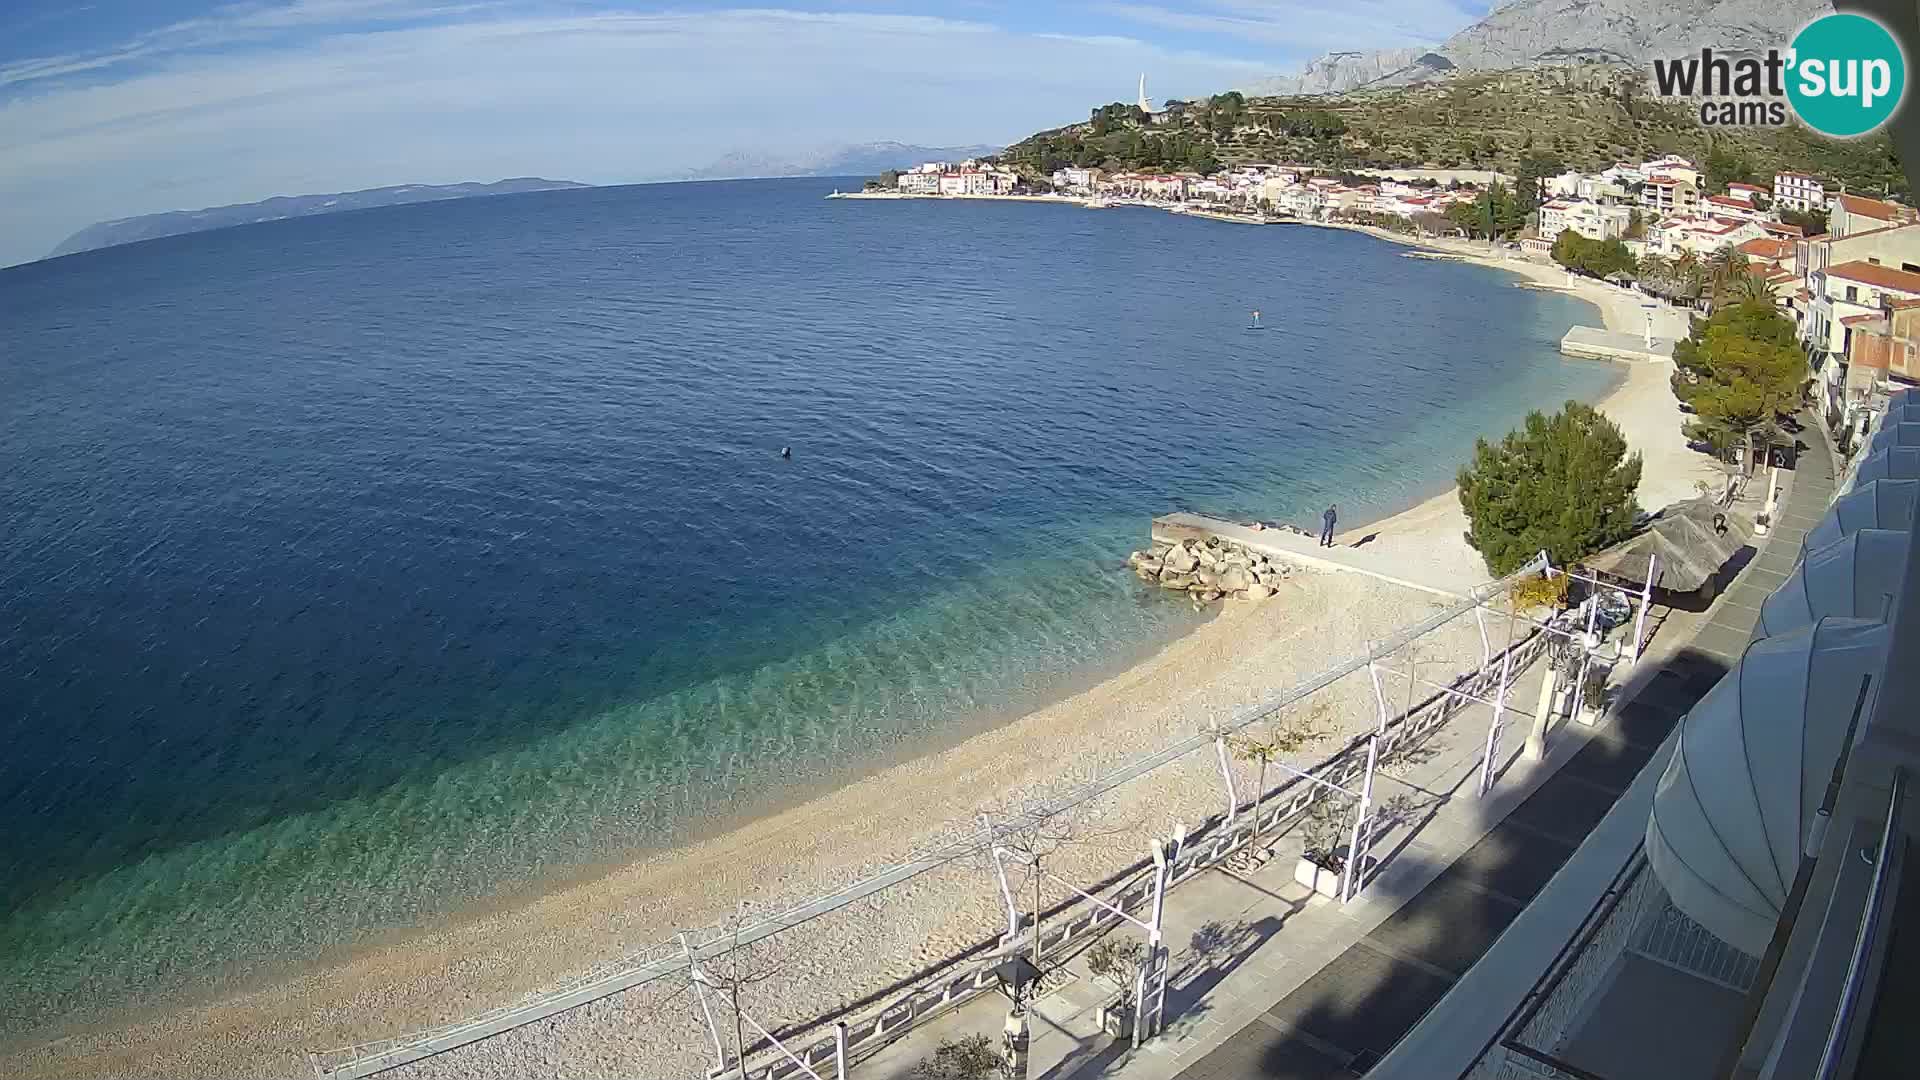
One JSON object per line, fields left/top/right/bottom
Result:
{"left": 1150, "top": 512, "right": 1474, "bottom": 599}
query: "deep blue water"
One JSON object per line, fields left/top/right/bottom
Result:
{"left": 0, "top": 178, "right": 1615, "bottom": 1025}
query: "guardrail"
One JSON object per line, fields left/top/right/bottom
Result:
{"left": 311, "top": 556, "right": 1548, "bottom": 1078}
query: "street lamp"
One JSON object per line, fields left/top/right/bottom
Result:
{"left": 991, "top": 955, "right": 1042, "bottom": 1079}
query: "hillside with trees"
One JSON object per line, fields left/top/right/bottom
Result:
{"left": 999, "top": 67, "right": 1906, "bottom": 199}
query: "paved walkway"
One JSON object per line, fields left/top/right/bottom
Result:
{"left": 850, "top": 448, "right": 1830, "bottom": 1080}
{"left": 1150, "top": 513, "right": 1475, "bottom": 600}
{"left": 850, "top": 618, "right": 1681, "bottom": 1080}
{"left": 1684, "top": 414, "right": 1838, "bottom": 666}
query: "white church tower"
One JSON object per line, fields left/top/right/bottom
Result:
{"left": 1137, "top": 73, "right": 1153, "bottom": 112}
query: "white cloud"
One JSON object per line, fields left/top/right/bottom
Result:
{"left": 0, "top": 8, "right": 1269, "bottom": 266}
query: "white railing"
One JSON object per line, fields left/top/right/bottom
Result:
{"left": 311, "top": 555, "right": 1550, "bottom": 1078}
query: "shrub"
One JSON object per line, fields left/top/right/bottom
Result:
{"left": 1511, "top": 572, "right": 1569, "bottom": 612}
{"left": 1458, "top": 401, "right": 1644, "bottom": 575}
{"left": 913, "top": 1034, "right": 1002, "bottom": 1080}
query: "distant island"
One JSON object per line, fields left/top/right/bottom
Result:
{"left": 683, "top": 141, "right": 1002, "bottom": 182}
{"left": 47, "top": 178, "right": 592, "bottom": 259}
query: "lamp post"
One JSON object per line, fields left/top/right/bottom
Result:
{"left": 992, "top": 955, "right": 1041, "bottom": 1079}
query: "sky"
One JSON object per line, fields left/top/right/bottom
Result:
{"left": 0, "top": 0, "right": 1490, "bottom": 267}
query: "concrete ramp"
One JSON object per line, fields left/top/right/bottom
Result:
{"left": 1151, "top": 512, "right": 1481, "bottom": 599}
{"left": 1561, "top": 326, "right": 1676, "bottom": 363}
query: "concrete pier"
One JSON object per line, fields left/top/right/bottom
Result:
{"left": 1560, "top": 326, "right": 1677, "bottom": 363}
{"left": 1150, "top": 512, "right": 1478, "bottom": 598}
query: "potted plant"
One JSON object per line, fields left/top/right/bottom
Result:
{"left": 1085, "top": 937, "right": 1144, "bottom": 1039}
{"left": 1292, "top": 796, "right": 1356, "bottom": 898}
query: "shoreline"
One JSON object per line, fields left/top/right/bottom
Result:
{"left": 7, "top": 217, "right": 1717, "bottom": 1080}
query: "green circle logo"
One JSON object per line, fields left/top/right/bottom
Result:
{"left": 1787, "top": 13, "right": 1906, "bottom": 137}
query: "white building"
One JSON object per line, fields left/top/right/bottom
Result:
{"left": 1646, "top": 215, "right": 1766, "bottom": 258}
{"left": 938, "top": 170, "right": 994, "bottom": 196}
{"left": 897, "top": 172, "right": 937, "bottom": 194}
{"left": 1702, "top": 194, "right": 1768, "bottom": 223}
{"left": 1774, "top": 171, "right": 1829, "bottom": 213}
{"left": 1540, "top": 199, "right": 1633, "bottom": 241}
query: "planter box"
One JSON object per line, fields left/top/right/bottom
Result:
{"left": 1098, "top": 998, "right": 1136, "bottom": 1039}
{"left": 1293, "top": 857, "right": 1344, "bottom": 898}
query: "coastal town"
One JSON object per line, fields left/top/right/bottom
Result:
{"left": 861, "top": 151, "right": 1920, "bottom": 443}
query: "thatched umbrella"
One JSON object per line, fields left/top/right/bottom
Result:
{"left": 1585, "top": 497, "right": 1754, "bottom": 601}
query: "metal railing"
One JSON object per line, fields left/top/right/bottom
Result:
{"left": 1814, "top": 767, "right": 1907, "bottom": 1080}
{"left": 310, "top": 555, "right": 1549, "bottom": 1078}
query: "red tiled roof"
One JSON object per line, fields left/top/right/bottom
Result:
{"left": 1764, "top": 222, "right": 1806, "bottom": 238}
{"left": 1843, "top": 314, "right": 1883, "bottom": 326}
{"left": 1707, "top": 195, "right": 1750, "bottom": 207}
{"left": 1827, "top": 259, "right": 1920, "bottom": 293}
{"left": 1738, "top": 238, "right": 1793, "bottom": 260}
{"left": 1836, "top": 193, "right": 1913, "bottom": 221}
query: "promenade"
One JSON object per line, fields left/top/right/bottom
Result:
{"left": 851, "top": 445, "right": 1830, "bottom": 1079}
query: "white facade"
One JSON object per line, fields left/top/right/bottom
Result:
{"left": 1774, "top": 172, "right": 1828, "bottom": 214}
{"left": 897, "top": 171, "right": 940, "bottom": 194}
{"left": 1540, "top": 199, "right": 1632, "bottom": 241}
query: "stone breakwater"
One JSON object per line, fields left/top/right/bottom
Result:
{"left": 1128, "top": 533, "right": 1301, "bottom": 606}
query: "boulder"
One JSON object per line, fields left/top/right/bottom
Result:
{"left": 1244, "top": 583, "right": 1274, "bottom": 601}
{"left": 1216, "top": 566, "right": 1254, "bottom": 592}
{"left": 1162, "top": 546, "right": 1199, "bottom": 574}
{"left": 1135, "top": 557, "right": 1164, "bottom": 576}
{"left": 1127, "top": 550, "right": 1151, "bottom": 569}
{"left": 1195, "top": 546, "right": 1220, "bottom": 568}
{"left": 1194, "top": 567, "right": 1220, "bottom": 589}
{"left": 1159, "top": 572, "right": 1196, "bottom": 590}
{"left": 1201, "top": 590, "right": 1225, "bottom": 603}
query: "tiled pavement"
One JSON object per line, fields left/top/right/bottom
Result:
{"left": 1167, "top": 655, "right": 1725, "bottom": 1080}
{"left": 1684, "top": 414, "right": 1837, "bottom": 664}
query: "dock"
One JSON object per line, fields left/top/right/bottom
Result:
{"left": 1151, "top": 512, "right": 1479, "bottom": 599}
{"left": 1559, "top": 326, "right": 1677, "bottom": 363}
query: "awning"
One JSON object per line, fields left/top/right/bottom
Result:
{"left": 1865, "top": 420, "right": 1920, "bottom": 454}
{"left": 1647, "top": 618, "right": 1891, "bottom": 955}
{"left": 1848, "top": 446, "right": 1920, "bottom": 490}
{"left": 1584, "top": 498, "right": 1751, "bottom": 593}
{"left": 1755, "top": 530, "right": 1909, "bottom": 641}
{"left": 1805, "top": 478, "right": 1920, "bottom": 554}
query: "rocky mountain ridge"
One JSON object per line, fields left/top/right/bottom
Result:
{"left": 1242, "top": 0, "right": 1831, "bottom": 96}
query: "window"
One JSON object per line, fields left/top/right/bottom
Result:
{"left": 1848, "top": 285, "right": 1859, "bottom": 302}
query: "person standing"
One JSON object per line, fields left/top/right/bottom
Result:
{"left": 1320, "top": 505, "right": 1338, "bottom": 547}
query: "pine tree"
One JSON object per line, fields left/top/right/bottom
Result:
{"left": 1457, "top": 402, "right": 1644, "bottom": 575}
{"left": 1670, "top": 299, "right": 1806, "bottom": 473}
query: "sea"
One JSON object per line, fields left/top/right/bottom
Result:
{"left": 0, "top": 177, "right": 1617, "bottom": 1030}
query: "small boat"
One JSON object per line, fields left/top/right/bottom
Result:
{"left": 1084, "top": 197, "right": 1111, "bottom": 209}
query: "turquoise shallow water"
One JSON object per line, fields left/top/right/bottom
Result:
{"left": 0, "top": 178, "right": 1616, "bottom": 1027}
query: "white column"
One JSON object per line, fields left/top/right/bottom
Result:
{"left": 1526, "top": 663, "right": 1559, "bottom": 761}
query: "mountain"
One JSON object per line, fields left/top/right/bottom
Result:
{"left": 1244, "top": 48, "right": 1426, "bottom": 96}
{"left": 1001, "top": 66, "right": 1907, "bottom": 199}
{"left": 48, "top": 178, "right": 591, "bottom": 259}
{"left": 1239, "top": 0, "right": 1830, "bottom": 96}
{"left": 683, "top": 141, "right": 1002, "bottom": 180}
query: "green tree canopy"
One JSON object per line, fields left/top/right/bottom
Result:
{"left": 1457, "top": 401, "right": 1644, "bottom": 575}
{"left": 1550, "top": 230, "right": 1637, "bottom": 278}
{"left": 1778, "top": 205, "right": 1829, "bottom": 235}
{"left": 1670, "top": 299, "right": 1806, "bottom": 468}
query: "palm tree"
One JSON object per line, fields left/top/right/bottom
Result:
{"left": 1672, "top": 250, "right": 1707, "bottom": 306}
{"left": 1730, "top": 268, "right": 1776, "bottom": 305}
{"left": 1638, "top": 253, "right": 1671, "bottom": 298}
{"left": 1705, "top": 244, "right": 1749, "bottom": 308}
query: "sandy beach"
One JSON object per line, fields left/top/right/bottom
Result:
{"left": 4, "top": 224, "right": 1715, "bottom": 1080}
